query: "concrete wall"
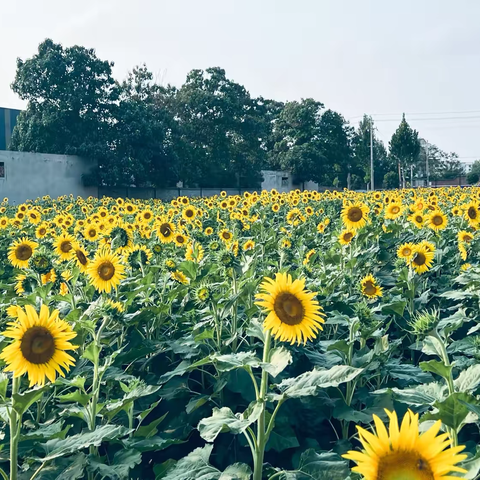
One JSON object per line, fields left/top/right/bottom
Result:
{"left": 0, "top": 151, "right": 98, "bottom": 204}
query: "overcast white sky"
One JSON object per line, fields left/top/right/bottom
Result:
{"left": 1, "top": 0, "right": 480, "bottom": 162}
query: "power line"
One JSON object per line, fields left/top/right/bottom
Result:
{"left": 348, "top": 109, "right": 480, "bottom": 120}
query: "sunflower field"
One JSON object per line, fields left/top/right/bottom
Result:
{"left": 0, "top": 187, "right": 479, "bottom": 480}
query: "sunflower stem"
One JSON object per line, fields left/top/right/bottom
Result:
{"left": 253, "top": 329, "right": 272, "bottom": 480}
{"left": 9, "top": 376, "right": 20, "bottom": 480}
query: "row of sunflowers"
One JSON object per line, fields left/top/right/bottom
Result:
{"left": 0, "top": 186, "right": 479, "bottom": 479}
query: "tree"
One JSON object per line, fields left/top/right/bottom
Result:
{"left": 353, "top": 115, "right": 391, "bottom": 188}
{"left": 467, "top": 160, "right": 480, "bottom": 184}
{"left": 418, "top": 142, "right": 465, "bottom": 182}
{"left": 269, "top": 99, "right": 326, "bottom": 185}
{"left": 317, "top": 110, "right": 355, "bottom": 188}
{"left": 10, "top": 39, "right": 118, "bottom": 163}
{"left": 173, "top": 67, "right": 267, "bottom": 188}
{"left": 389, "top": 114, "right": 420, "bottom": 188}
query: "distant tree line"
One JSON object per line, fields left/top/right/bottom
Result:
{"left": 9, "top": 39, "right": 468, "bottom": 189}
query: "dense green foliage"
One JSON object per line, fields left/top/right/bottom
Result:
{"left": 9, "top": 40, "right": 469, "bottom": 189}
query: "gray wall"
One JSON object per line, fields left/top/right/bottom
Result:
{"left": 0, "top": 151, "right": 98, "bottom": 204}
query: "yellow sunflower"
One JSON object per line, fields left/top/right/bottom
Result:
{"left": 171, "top": 270, "right": 189, "bottom": 284}
{"left": 182, "top": 206, "right": 197, "bottom": 222}
{"left": 464, "top": 201, "right": 480, "bottom": 226}
{"left": 384, "top": 202, "right": 403, "bottom": 220}
{"left": 157, "top": 221, "right": 175, "bottom": 243}
{"left": 408, "top": 212, "right": 425, "bottom": 229}
{"left": 458, "top": 231, "right": 474, "bottom": 243}
{"left": 219, "top": 229, "right": 233, "bottom": 243}
{"left": 343, "top": 409, "right": 467, "bottom": 480}
{"left": 73, "top": 244, "right": 89, "bottom": 272}
{"left": 410, "top": 244, "right": 435, "bottom": 274}
{"left": 8, "top": 237, "right": 39, "bottom": 268}
{"left": 360, "top": 274, "right": 383, "bottom": 298}
{"left": 243, "top": 240, "right": 255, "bottom": 251}
{"left": 174, "top": 233, "right": 188, "bottom": 247}
{"left": 0, "top": 304, "right": 77, "bottom": 387}
{"left": 397, "top": 242, "right": 414, "bottom": 260}
{"left": 427, "top": 210, "right": 448, "bottom": 232}
{"left": 255, "top": 272, "right": 325, "bottom": 345}
{"left": 341, "top": 202, "right": 370, "bottom": 231}
{"left": 84, "top": 225, "right": 99, "bottom": 242}
{"left": 35, "top": 223, "right": 49, "bottom": 239}
{"left": 303, "top": 249, "right": 316, "bottom": 265}
{"left": 339, "top": 230, "right": 355, "bottom": 245}
{"left": 86, "top": 247, "right": 126, "bottom": 293}
{"left": 54, "top": 233, "right": 76, "bottom": 261}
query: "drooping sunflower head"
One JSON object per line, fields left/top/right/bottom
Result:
{"left": 109, "top": 225, "right": 132, "bottom": 251}
{"left": 341, "top": 202, "right": 369, "bottom": 231}
{"left": 243, "top": 240, "right": 255, "bottom": 252}
{"left": 171, "top": 270, "right": 189, "bottom": 285}
{"left": 73, "top": 244, "right": 89, "bottom": 272}
{"left": 255, "top": 272, "right": 325, "bottom": 345}
{"left": 360, "top": 274, "right": 383, "bottom": 298}
{"left": 8, "top": 237, "right": 39, "bottom": 269}
{"left": 343, "top": 409, "right": 467, "bottom": 480}
{"left": 126, "top": 245, "right": 152, "bottom": 269}
{"left": 86, "top": 247, "right": 126, "bottom": 293}
{"left": 0, "top": 304, "right": 78, "bottom": 387}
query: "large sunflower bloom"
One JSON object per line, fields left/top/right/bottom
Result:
{"left": 384, "top": 202, "right": 403, "bottom": 220}
{"left": 86, "top": 247, "right": 126, "bottom": 293}
{"left": 255, "top": 272, "right": 325, "bottom": 345}
{"left": 8, "top": 237, "right": 39, "bottom": 269}
{"left": 0, "top": 305, "right": 77, "bottom": 387}
{"left": 343, "top": 409, "right": 467, "bottom": 480}
{"left": 341, "top": 202, "right": 370, "bottom": 231}
{"left": 410, "top": 244, "right": 435, "bottom": 274}
{"left": 54, "top": 233, "right": 76, "bottom": 261}
{"left": 361, "top": 274, "right": 383, "bottom": 298}
{"left": 428, "top": 210, "right": 448, "bottom": 232}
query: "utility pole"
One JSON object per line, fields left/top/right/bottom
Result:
{"left": 370, "top": 118, "right": 374, "bottom": 190}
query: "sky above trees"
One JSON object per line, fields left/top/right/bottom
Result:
{"left": 0, "top": 0, "right": 480, "bottom": 164}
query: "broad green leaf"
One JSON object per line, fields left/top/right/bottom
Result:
{"left": 276, "top": 366, "right": 363, "bottom": 398}
{"left": 186, "top": 395, "right": 209, "bottom": 414}
{"left": 422, "top": 336, "right": 446, "bottom": 359}
{"left": 82, "top": 342, "right": 100, "bottom": 364}
{"left": 39, "top": 425, "right": 130, "bottom": 461}
{"left": 57, "top": 391, "right": 91, "bottom": 407}
{"left": 373, "top": 386, "right": 439, "bottom": 406}
{"left": 198, "top": 402, "right": 262, "bottom": 442}
{"left": 459, "top": 446, "right": 480, "bottom": 480}
{"left": 424, "top": 392, "right": 477, "bottom": 431}
{"left": 219, "top": 463, "right": 252, "bottom": 480}
{"left": 296, "top": 450, "right": 350, "bottom": 480}
{"left": 0, "top": 374, "right": 8, "bottom": 400}
{"left": 381, "top": 298, "right": 407, "bottom": 316}
{"left": 162, "top": 445, "right": 220, "bottom": 480}
{"left": 134, "top": 412, "right": 168, "bottom": 438}
{"left": 262, "top": 347, "right": 292, "bottom": 378}
{"left": 212, "top": 352, "right": 261, "bottom": 372}
{"left": 454, "top": 364, "right": 480, "bottom": 392}
{"left": 159, "top": 357, "right": 212, "bottom": 384}
{"left": 245, "top": 318, "right": 265, "bottom": 342}
{"left": 420, "top": 360, "right": 452, "bottom": 381}
{"left": 122, "top": 436, "right": 184, "bottom": 453}
{"left": 35, "top": 453, "right": 86, "bottom": 480}
{"left": 88, "top": 449, "right": 142, "bottom": 480}
{"left": 13, "top": 385, "right": 49, "bottom": 416}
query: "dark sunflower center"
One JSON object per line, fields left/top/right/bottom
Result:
{"left": 176, "top": 236, "right": 185, "bottom": 244}
{"left": 432, "top": 215, "right": 443, "bottom": 226}
{"left": 98, "top": 261, "right": 115, "bottom": 280}
{"left": 415, "top": 216, "right": 423, "bottom": 223}
{"left": 160, "top": 224, "right": 172, "bottom": 237}
{"left": 347, "top": 207, "right": 363, "bottom": 222}
{"left": 391, "top": 206, "right": 400, "bottom": 214}
{"left": 402, "top": 248, "right": 412, "bottom": 256}
{"left": 274, "top": 293, "right": 305, "bottom": 326}
{"left": 144, "top": 212, "right": 152, "bottom": 220}
{"left": 21, "top": 326, "right": 55, "bottom": 364}
{"left": 60, "top": 240, "right": 72, "bottom": 253}
{"left": 88, "top": 229, "right": 96, "bottom": 237}
{"left": 464, "top": 235, "right": 473, "bottom": 243}
{"left": 363, "top": 281, "right": 376, "bottom": 295}
{"left": 76, "top": 249, "right": 88, "bottom": 265}
{"left": 16, "top": 244, "right": 33, "bottom": 261}
{"left": 39, "top": 228, "right": 46, "bottom": 235}
{"left": 223, "top": 233, "right": 231, "bottom": 240}
{"left": 186, "top": 209, "right": 194, "bottom": 218}
{"left": 414, "top": 252, "right": 426, "bottom": 266}
{"left": 468, "top": 207, "right": 477, "bottom": 220}
{"left": 344, "top": 232, "right": 353, "bottom": 242}
{"left": 377, "top": 452, "right": 434, "bottom": 480}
